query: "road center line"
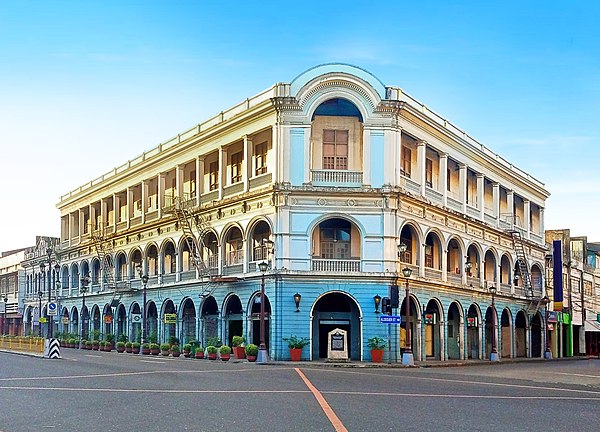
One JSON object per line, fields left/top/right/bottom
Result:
{"left": 295, "top": 368, "right": 348, "bottom": 432}
{"left": 555, "top": 372, "right": 600, "bottom": 379}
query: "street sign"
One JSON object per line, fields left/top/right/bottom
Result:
{"left": 164, "top": 313, "right": 177, "bottom": 324}
{"left": 131, "top": 314, "right": 141, "bottom": 323}
{"left": 379, "top": 315, "right": 401, "bottom": 324}
{"left": 47, "top": 302, "right": 58, "bottom": 316}
{"left": 39, "top": 317, "right": 47, "bottom": 323}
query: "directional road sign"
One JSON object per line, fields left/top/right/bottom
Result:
{"left": 379, "top": 315, "right": 402, "bottom": 324}
{"left": 47, "top": 302, "right": 58, "bottom": 316}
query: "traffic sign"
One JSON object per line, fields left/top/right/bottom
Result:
{"left": 39, "top": 317, "right": 47, "bottom": 323}
{"left": 47, "top": 302, "right": 58, "bottom": 316}
{"left": 379, "top": 315, "right": 401, "bottom": 324}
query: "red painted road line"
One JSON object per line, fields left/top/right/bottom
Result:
{"left": 295, "top": 368, "right": 348, "bottom": 432}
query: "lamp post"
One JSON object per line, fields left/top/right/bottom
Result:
{"left": 136, "top": 264, "right": 149, "bottom": 345}
{"left": 2, "top": 294, "right": 7, "bottom": 336}
{"left": 80, "top": 273, "right": 91, "bottom": 343}
{"left": 401, "top": 266, "right": 413, "bottom": 366}
{"left": 488, "top": 285, "right": 499, "bottom": 362}
{"left": 257, "top": 260, "right": 269, "bottom": 363}
{"left": 542, "top": 295, "right": 552, "bottom": 359}
{"left": 37, "top": 289, "right": 43, "bottom": 337}
{"left": 40, "top": 246, "right": 60, "bottom": 339}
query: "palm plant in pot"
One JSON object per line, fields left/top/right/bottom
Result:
{"left": 206, "top": 345, "right": 218, "bottom": 360}
{"left": 284, "top": 335, "right": 309, "bottom": 361}
{"left": 367, "top": 336, "right": 386, "bottom": 363}
{"left": 245, "top": 343, "right": 258, "bottom": 362}
{"left": 219, "top": 345, "right": 232, "bottom": 361}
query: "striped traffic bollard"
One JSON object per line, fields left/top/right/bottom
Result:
{"left": 44, "top": 338, "right": 61, "bottom": 359}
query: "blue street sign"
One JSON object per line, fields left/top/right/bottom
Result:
{"left": 379, "top": 315, "right": 401, "bottom": 324}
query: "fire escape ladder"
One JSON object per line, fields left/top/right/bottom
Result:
{"left": 90, "top": 227, "right": 123, "bottom": 307}
{"left": 509, "top": 230, "right": 538, "bottom": 312}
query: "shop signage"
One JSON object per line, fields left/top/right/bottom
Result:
{"left": 131, "top": 314, "right": 141, "bottom": 323}
{"left": 547, "top": 311, "right": 558, "bottom": 323}
{"left": 39, "top": 317, "right": 47, "bottom": 323}
{"left": 423, "top": 313, "right": 436, "bottom": 325}
{"left": 597, "top": 313, "right": 600, "bottom": 323}
{"left": 104, "top": 316, "right": 113, "bottom": 324}
{"left": 164, "top": 313, "right": 177, "bottom": 324}
{"left": 467, "top": 317, "right": 477, "bottom": 327}
{"left": 562, "top": 313, "right": 571, "bottom": 325}
{"left": 61, "top": 317, "right": 69, "bottom": 324}
{"left": 547, "top": 323, "right": 554, "bottom": 331}
{"left": 379, "top": 315, "right": 401, "bottom": 324}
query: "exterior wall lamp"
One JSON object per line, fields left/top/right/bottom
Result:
{"left": 293, "top": 292, "right": 302, "bottom": 312}
{"left": 373, "top": 294, "right": 381, "bottom": 313}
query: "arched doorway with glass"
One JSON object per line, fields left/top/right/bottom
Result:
{"left": 103, "top": 304, "right": 113, "bottom": 337}
{"left": 70, "top": 307, "right": 78, "bottom": 336}
{"left": 146, "top": 301, "right": 158, "bottom": 343}
{"left": 515, "top": 310, "right": 528, "bottom": 357}
{"left": 249, "top": 220, "right": 272, "bottom": 266}
{"left": 81, "top": 305, "right": 89, "bottom": 340}
{"left": 484, "top": 303, "right": 498, "bottom": 360}
{"left": 398, "top": 224, "right": 421, "bottom": 272}
{"left": 223, "top": 294, "right": 243, "bottom": 347}
{"left": 200, "top": 296, "right": 219, "bottom": 346}
{"left": 423, "top": 299, "right": 443, "bottom": 360}
{"left": 501, "top": 308, "right": 513, "bottom": 358}
{"left": 180, "top": 298, "right": 197, "bottom": 344}
{"left": 115, "top": 303, "right": 127, "bottom": 341}
{"left": 91, "top": 305, "right": 101, "bottom": 339}
{"left": 311, "top": 217, "right": 361, "bottom": 272}
{"left": 311, "top": 292, "right": 361, "bottom": 361}
{"left": 249, "top": 291, "right": 271, "bottom": 349}
{"left": 130, "top": 302, "right": 141, "bottom": 343}
{"left": 423, "top": 231, "right": 443, "bottom": 279}
{"left": 531, "top": 311, "right": 543, "bottom": 357}
{"left": 399, "top": 291, "right": 419, "bottom": 359}
{"left": 59, "top": 307, "right": 69, "bottom": 335}
{"left": 446, "top": 301, "right": 463, "bottom": 360}
{"left": 466, "top": 244, "right": 482, "bottom": 288}
{"left": 162, "top": 299, "right": 177, "bottom": 343}
{"left": 466, "top": 303, "right": 482, "bottom": 359}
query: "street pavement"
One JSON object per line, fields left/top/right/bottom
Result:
{"left": 0, "top": 349, "right": 599, "bottom": 432}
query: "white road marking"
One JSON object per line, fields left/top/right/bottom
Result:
{"left": 555, "top": 372, "right": 600, "bottom": 379}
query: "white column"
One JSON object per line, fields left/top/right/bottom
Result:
{"left": 524, "top": 199, "right": 531, "bottom": 239}
{"left": 112, "top": 193, "right": 119, "bottom": 233}
{"left": 196, "top": 157, "right": 203, "bottom": 207}
{"left": 477, "top": 174, "right": 484, "bottom": 220}
{"left": 459, "top": 164, "right": 467, "bottom": 213}
{"left": 492, "top": 182, "right": 500, "bottom": 227}
{"left": 141, "top": 180, "right": 147, "bottom": 224}
{"left": 126, "top": 187, "right": 132, "bottom": 228}
{"left": 100, "top": 198, "right": 107, "bottom": 232}
{"left": 175, "top": 164, "right": 183, "bottom": 200}
{"left": 440, "top": 153, "right": 448, "bottom": 207}
{"left": 441, "top": 248, "right": 448, "bottom": 282}
{"left": 244, "top": 135, "right": 252, "bottom": 192}
{"left": 539, "top": 207, "right": 545, "bottom": 236}
{"left": 417, "top": 140, "right": 426, "bottom": 196}
{"left": 218, "top": 146, "right": 224, "bottom": 201}
{"left": 507, "top": 190, "right": 514, "bottom": 227}
{"left": 158, "top": 173, "right": 165, "bottom": 219}
{"left": 271, "top": 124, "right": 279, "bottom": 184}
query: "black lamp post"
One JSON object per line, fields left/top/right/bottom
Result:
{"left": 401, "top": 265, "right": 413, "bottom": 366}
{"left": 257, "top": 260, "right": 269, "bottom": 363}
{"left": 40, "top": 246, "right": 60, "bottom": 339}
{"left": 136, "top": 264, "right": 149, "bottom": 345}
{"left": 489, "top": 284, "right": 499, "bottom": 361}
{"left": 542, "top": 295, "right": 552, "bottom": 359}
{"left": 37, "top": 289, "right": 43, "bottom": 337}
{"left": 373, "top": 294, "right": 381, "bottom": 313}
{"left": 80, "top": 273, "right": 91, "bottom": 343}
{"left": 2, "top": 294, "right": 7, "bottom": 336}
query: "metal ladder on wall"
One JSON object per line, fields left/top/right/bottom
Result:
{"left": 163, "top": 195, "right": 217, "bottom": 298}
{"left": 509, "top": 230, "right": 542, "bottom": 313}
{"left": 90, "top": 224, "right": 127, "bottom": 308}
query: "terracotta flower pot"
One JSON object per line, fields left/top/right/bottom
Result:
{"left": 370, "top": 349, "right": 384, "bottom": 363}
{"left": 195, "top": 351, "right": 205, "bottom": 359}
{"left": 171, "top": 351, "right": 181, "bottom": 358}
{"left": 208, "top": 353, "right": 217, "bottom": 360}
{"left": 233, "top": 346, "right": 245, "bottom": 359}
{"left": 220, "top": 354, "right": 230, "bottom": 361}
{"left": 183, "top": 350, "right": 191, "bottom": 358}
{"left": 151, "top": 348, "right": 160, "bottom": 355}
{"left": 246, "top": 355, "right": 257, "bottom": 362}
{"left": 289, "top": 348, "right": 302, "bottom": 361}
{"left": 142, "top": 348, "right": 151, "bottom": 355}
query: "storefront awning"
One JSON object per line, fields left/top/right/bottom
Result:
{"left": 584, "top": 319, "right": 600, "bottom": 332}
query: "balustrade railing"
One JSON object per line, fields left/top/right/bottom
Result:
{"left": 312, "top": 259, "right": 360, "bottom": 272}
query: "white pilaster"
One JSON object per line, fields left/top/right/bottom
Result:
{"left": 440, "top": 153, "right": 448, "bottom": 207}
{"left": 417, "top": 140, "right": 426, "bottom": 196}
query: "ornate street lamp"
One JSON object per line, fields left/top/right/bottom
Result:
{"left": 37, "top": 289, "right": 43, "bottom": 337}
{"left": 541, "top": 295, "right": 552, "bottom": 359}
{"left": 373, "top": 294, "right": 382, "bottom": 313}
{"left": 41, "top": 246, "right": 60, "bottom": 339}
{"left": 401, "top": 265, "right": 413, "bottom": 366}
{"left": 293, "top": 292, "right": 302, "bottom": 312}
{"left": 80, "top": 273, "right": 91, "bottom": 343}
{"left": 136, "top": 263, "right": 149, "bottom": 345}
{"left": 257, "top": 260, "right": 269, "bottom": 363}
{"left": 488, "top": 284, "right": 499, "bottom": 362}
{"left": 2, "top": 294, "right": 7, "bottom": 336}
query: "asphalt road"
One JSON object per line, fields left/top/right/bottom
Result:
{"left": 1, "top": 350, "right": 599, "bottom": 432}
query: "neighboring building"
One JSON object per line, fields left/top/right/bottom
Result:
{"left": 0, "top": 247, "right": 28, "bottom": 335}
{"left": 545, "top": 229, "right": 600, "bottom": 357}
{"left": 20, "top": 236, "right": 61, "bottom": 337}
{"left": 43, "top": 64, "right": 550, "bottom": 361}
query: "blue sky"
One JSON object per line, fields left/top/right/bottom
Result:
{"left": 1, "top": 1, "right": 599, "bottom": 252}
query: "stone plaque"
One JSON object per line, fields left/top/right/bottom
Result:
{"left": 327, "top": 328, "right": 348, "bottom": 362}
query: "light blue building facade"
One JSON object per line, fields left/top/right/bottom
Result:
{"left": 21, "top": 64, "right": 551, "bottom": 362}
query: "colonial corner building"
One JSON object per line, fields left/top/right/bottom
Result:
{"left": 19, "top": 64, "right": 555, "bottom": 362}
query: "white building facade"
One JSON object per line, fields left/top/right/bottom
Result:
{"left": 29, "top": 64, "right": 550, "bottom": 361}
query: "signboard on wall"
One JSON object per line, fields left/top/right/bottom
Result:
{"left": 164, "top": 313, "right": 177, "bottom": 324}
{"left": 467, "top": 317, "right": 478, "bottom": 327}
{"left": 423, "top": 313, "right": 436, "bottom": 325}
{"left": 104, "top": 316, "right": 113, "bottom": 324}
{"left": 553, "top": 240, "right": 564, "bottom": 311}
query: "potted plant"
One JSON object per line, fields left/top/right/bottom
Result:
{"left": 195, "top": 345, "right": 205, "bottom": 359}
{"left": 367, "top": 336, "right": 386, "bottom": 363}
{"left": 284, "top": 335, "right": 309, "bottom": 361}
{"left": 132, "top": 342, "right": 140, "bottom": 354}
{"left": 125, "top": 341, "right": 133, "bottom": 353}
{"left": 231, "top": 335, "right": 245, "bottom": 359}
{"left": 141, "top": 343, "right": 150, "bottom": 355}
{"left": 171, "top": 344, "right": 181, "bottom": 357}
{"left": 206, "top": 345, "right": 218, "bottom": 360}
{"left": 116, "top": 341, "right": 126, "bottom": 353}
{"left": 150, "top": 343, "right": 160, "bottom": 355}
{"left": 85, "top": 340, "right": 92, "bottom": 350}
{"left": 245, "top": 343, "right": 258, "bottom": 362}
{"left": 160, "top": 343, "right": 171, "bottom": 356}
{"left": 182, "top": 343, "right": 192, "bottom": 357}
{"left": 219, "top": 345, "right": 232, "bottom": 361}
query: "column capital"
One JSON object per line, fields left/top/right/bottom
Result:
{"left": 417, "top": 139, "right": 427, "bottom": 147}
